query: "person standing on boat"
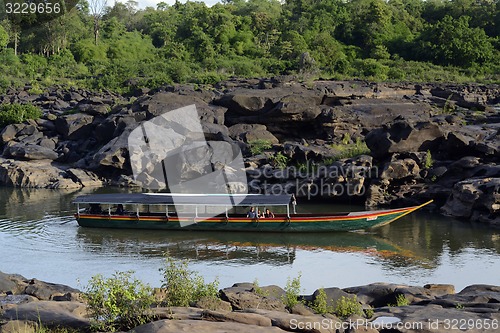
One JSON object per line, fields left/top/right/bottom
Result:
{"left": 247, "top": 207, "right": 257, "bottom": 218}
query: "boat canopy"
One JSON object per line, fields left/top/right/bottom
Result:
{"left": 73, "top": 193, "right": 294, "bottom": 207}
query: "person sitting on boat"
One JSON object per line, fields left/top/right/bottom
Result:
{"left": 263, "top": 208, "right": 275, "bottom": 218}
{"left": 114, "top": 204, "right": 125, "bottom": 215}
{"left": 247, "top": 207, "right": 257, "bottom": 218}
{"left": 89, "top": 204, "right": 102, "bottom": 214}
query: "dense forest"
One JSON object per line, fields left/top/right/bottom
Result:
{"left": 0, "top": 0, "right": 499, "bottom": 93}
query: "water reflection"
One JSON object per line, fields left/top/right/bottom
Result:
{"left": 75, "top": 228, "right": 413, "bottom": 266}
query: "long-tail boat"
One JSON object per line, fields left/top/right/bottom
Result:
{"left": 73, "top": 193, "right": 432, "bottom": 232}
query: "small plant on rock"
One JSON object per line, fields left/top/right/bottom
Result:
{"left": 269, "top": 152, "right": 289, "bottom": 169}
{"left": 253, "top": 278, "right": 270, "bottom": 297}
{"left": 311, "top": 288, "right": 334, "bottom": 314}
{"left": 248, "top": 139, "right": 272, "bottom": 155}
{"left": 334, "top": 295, "right": 363, "bottom": 319}
{"left": 283, "top": 273, "right": 302, "bottom": 310}
{"left": 84, "top": 271, "right": 155, "bottom": 332}
{"left": 160, "top": 255, "right": 219, "bottom": 307}
{"left": 424, "top": 150, "right": 434, "bottom": 169}
{"left": 388, "top": 294, "right": 410, "bottom": 307}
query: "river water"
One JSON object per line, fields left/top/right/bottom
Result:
{"left": 1, "top": 188, "right": 499, "bottom": 293}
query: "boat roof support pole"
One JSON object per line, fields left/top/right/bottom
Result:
{"left": 108, "top": 205, "right": 111, "bottom": 216}
{"left": 286, "top": 204, "right": 290, "bottom": 218}
{"left": 195, "top": 206, "right": 198, "bottom": 218}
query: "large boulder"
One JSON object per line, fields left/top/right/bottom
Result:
{"left": 228, "top": 124, "right": 279, "bottom": 144}
{"left": 366, "top": 121, "right": 444, "bottom": 159}
{"left": 1, "top": 301, "right": 89, "bottom": 330}
{"left": 5, "top": 144, "right": 58, "bottom": 161}
{"left": 54, "top": 114, "right": 95, "bottom": 140}
{"left": 0, "top": 272, "right": 27, "bottom": 294}
{"left": 134, "top": 91, "right": 225, "bottom": 124}
{"left": 441, "top": 178, "right": 500, "bottom": 226}
{"left": 219, "top": 283, "right": 287, "bottom": 312}
{"left": 129, "top": 319, "right": 286, "bottom": 333}
{"left": 24, "top": 279, "right": 81, "bottom": 301}
{"left": 0, "top": 158, "right": 81, "bottom": 188}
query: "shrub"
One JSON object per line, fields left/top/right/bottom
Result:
{"left": 248, "top": 139, "right": 272, "bottom": 155}
{"left": 331, "top": 137, "right": 370, "bottom": 160}
{"left": 389, "top": 294, "right": 410, "bottom": 307}
{"left": 160, "top": 255, "right": 219, "bottom": 307}
{"left": 334, "top": 295, "right": 363, "bottom": 319}
{"left": 0, "top": 103, "right": 43, "bottom": 128}
{"left": 84, "top": 271, "right": 155, "bottom": 332}
{"left": 269, "top": 152, "right": 289, "bottom": 169}
{"left": 424, "top": 150, "right": 434, "bottom": 169}
{"left": 311, "top": 288, "right": 334, "bottom": 314}
{"left": 282, "top": 273, "right": 302, "bottom": 309}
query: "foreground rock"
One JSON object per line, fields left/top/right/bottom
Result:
{"left": 1, "top": 271, "right": 499, "bottom": 333}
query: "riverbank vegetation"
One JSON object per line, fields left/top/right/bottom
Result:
{"left": 0, "top": 0, "right": 498, "bottom": 94}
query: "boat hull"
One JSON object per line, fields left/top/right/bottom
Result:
{"left": 75, "top": 201, "right": 432, "bottom": 232}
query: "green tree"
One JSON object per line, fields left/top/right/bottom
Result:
{"left": 0, "top": 26, "right": 8, "bottom": 49}
{"left": 416, "top": 15, "right": 495, "bottom": 67}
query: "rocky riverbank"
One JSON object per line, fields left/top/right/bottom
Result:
{"left": 0, "top": 79, "right": 499, "bottom": 226}
{"left": 1, "top": 271, "right": 499, "bottom": 333}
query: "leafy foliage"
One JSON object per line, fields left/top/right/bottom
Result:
{"left": 0, "top": 0, "right": 498, "bottom": 90}
{"left": 84, "top": 271, "right": 155, "bottom": 332}
{"left": 269, "top": 152, "right": 290, "bottom": 169}
{"left": 334, "top": 295, "right": 363, "bottom": 319}
{"left": 0, "top": 103, "right": 43, "bottom": 128}
{"left": 248, "top": 139, "right": 272, "bottom": 155}
{"left": 282, "top": 273, "right": 302, "bottom": 309}
{"left": 331, "top": 137, "right": 370, "bottom": 160}
{"left": 311, "top": 288, "right": 334, "bottom": 314}
{"left": 160, "top": 255, "right": 219, "bottom": 307}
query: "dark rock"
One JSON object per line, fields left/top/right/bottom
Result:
{"left": 1, "top": 301, "right": 89, "bottom": 330}
{"left": 424, "top": 284, "right": 455, "bottom": 297}
{"left": 310, "top": 287, "right": 357, "bottom": 309}
{"left": 220, "top": 284, "right": 287, "bottom": 312}
{"left": 366, "top": 121, "right": 444, "bottom": 158}
{"left": 380, "top": 158, "right": 421, "bottom": 180}
{"left": 6, "top": 144, "right": 58, "bottom": 161}
{"left": 78, "top": 103, "right": 110, "bottom": 116}
{"left": 0, "top": 272, "right": 26, "bottom": 294}
{"left": 0, "top": 124, "right": 22, "bottom": 144}
{"left": 24, "top": 279, "right": 80, "bottom": 301}
{"left": 342, "top": 283, "right": 434, "bottom": 308}
{"left": 246, "top": 308, "right": 341, "bottom": 333}
{"left": 194, "top": 297, "right": 233, "bottom": 312}
{"left": 54, "top": 114, "right": 94, "bottom": 140}
{"left": 0, "top": 158, "right": 81, "bottom": 188}
{"left": 441, "top": 178, "right": 500, "bottom": 225}
{"left": 215, "top": 92, "right": 275, "bottom": 115}
{"left": 66, "top": 168, "right": 103, "bottom": 187}
{"left": 202, "top": 309, "right": 272, "bottom": 327}
{"left": 38, "top": 138, "right": 57, "bottom": 150}
{"left": 228, "top": 124, "right": 279, "bottom": 144}
{"left": 0, "top": 320, "right": 37, "bottom": 333}
{"left": 129, "top": 319, "right": 286, "bottom": 333}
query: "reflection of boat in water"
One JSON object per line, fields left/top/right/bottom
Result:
{"left": 75, "top": 228, "right": 415, "bottom": 265}
{"left": 73, "top": 193, "right": 433, "bottom": 232}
